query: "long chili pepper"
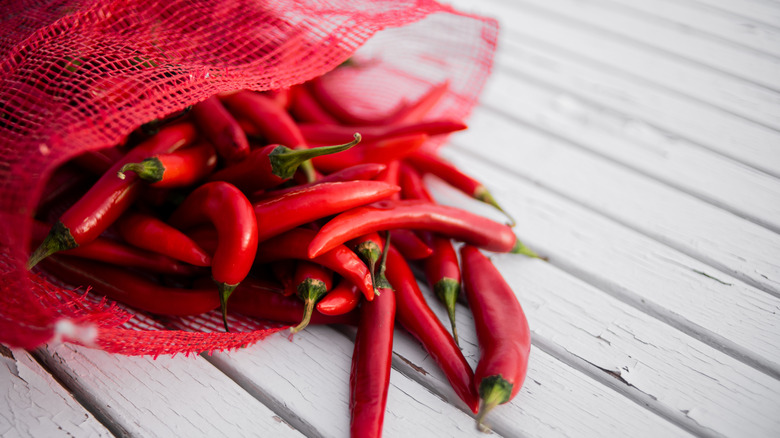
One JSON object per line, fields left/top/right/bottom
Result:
{"left": 255, "top": 163, "right": 387, "bottom": 200}
{"left": 316, "top": 278, "right": 362, "bottom": 316}
{"left": 406, "top": 150, "right": 515, "bottom": 226}
{"left": 191, "top": 95, "right": 249, "bottom": 163}
{"left": 384, "top": 246, "right": 480, "bottom": 413}
{"left": 27, "top": 122, "right": 198, "bottom": 269}
{"left": 289, "top": 83, "right": 340, "bottom": 124}
{"left": 116, "top": 142, "right": 217, "bottom": 188}
{"left": 117, "top": 211, "right": 212, "bottom": 267}
{"left": 290, "top": 261, "right": 333, "bottom": 334}
{"left": 206, "top": 134, "right": 361, "bottom": 193}
{"left": 311, "top": 133, "right": 427, "bottom": 174}
{"left": 252, "top": 180, "right": 399, "bottom": 242}
{"left": 398, "top": 162, "right": 434, "bottom": 202}
{"left": 423, "top": 235, "right": 461, "bottom": 347}
{"left": 40, "top": 256, "right": 219, "bottom": 316}
{"left": 387, "top": 228, "right": 432, "bottom": 260}
{"left": 308, "top": 200, "right": 538, "bottom": 259}
{"left": 350, "top": 279, "right": 395, "bottom": 438}
{"left": 168, "top": 181, "right": 258, "bottom": 332}
{"left": 299, "top": 119, "right": 466, "bottom": 145}
{"left": 253, "top": 227, "right": 375, "bottom": 301}
{"left": 460, "top": 245, "right": 531, "bottom": 431}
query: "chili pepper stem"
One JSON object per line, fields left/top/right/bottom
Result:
{"left": 434, "top": 278, "right": 460, "bottom": 347}
{"left": 474, "top": 186, "right": 515, "bottom": 227}
{"left": 355, "top": 241, "right": 382, "bottom": 289}
{"left": 218, "top": 282, "right": 239, "bottom": 332}
{"left": 475, "top": 374, "right": 514, "bottom": 433}
{"left": 510, "top": 239, "right": 546, "bottom": 260}
{"left": 290, "top": 278, "right": 328, "bottom": 334}
{"left": 269, "top": 133, "right": 361, "bottom": 179}
{"left": 27, "top": 221, "right": 77, "bottom": 269}
{"left": 299, "top": 159, "right": 318, "bottom": 183}
{"left": 116, "top": 158, "right": 164, "bottom": 182}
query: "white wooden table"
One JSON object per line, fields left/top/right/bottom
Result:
{"left": 3, "top": 0, "right": 780, "bottom": 436}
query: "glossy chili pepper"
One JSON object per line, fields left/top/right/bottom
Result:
{"left": 289, "top": 83, "right": 340, "bottom": 124}
{"left": 117, "top": 211, "right": 212, "bottom": 267}
{"left": 387, "top": 228, "right": 432, "bottom": 260}
{"left": 27, "top": 122, "right": 198, "bottom": 269}
{"left": 299, "top": 119, "right": 466, "bottom": 145}
{"left": 406, "top": 150, "right": 515, "bottom": 226}
{"left": 255, "top": 163, "right": 387, "bottom": 199}
{"left": 398, "top": 162, "right": 434, "bottom": 202}
{"left": 116, "top": 142, "right": 217, "bottom": 188}
{"left": 191, "top": 95, "right": 250, "bottom": 162}
{"left": 316, "top": 277, "right": 362, "bottom": 316}
{"left": 375, "top": 160, "right": 401, "bottom": 201}
{"left": 252, "top": 180, "right": 400, "bottom": 242}
{"left": 207, "top": 134, "right": 361, "bottom": 193}
{"left": 168, "top": 181, "right": 258, "bottom": 332}
{"left": 289, "top": 261, "right": 333, "bottom": 334}
{"left": 253, "top": 227, "right": 375, "bottom": 301}
{"left": 460, "top": 245, "right": 532, "bottom": 431}
{"left": 40, "top": 256, "right": 219, "bottom": 316}
{"left": 311, "top": 133, "right": 427, "bottom": 174}
{"left": 350, "top": 282, "right": 395, "bottom": 438}
{"left": 308, "top": 200, "right": 537, "bottom": 258}
{"left": 423, "top": 235, "right": 461, "bottom": 346}
{"left": 385, "top": 246, "right": 479, "bottom": 413}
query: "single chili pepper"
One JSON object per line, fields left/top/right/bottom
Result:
{"left": 255, "top": 163, "right": 387, "bottom": 200}
{"left": 206, "top": 134, "right": 361, "bottom": 193}
{"left": 253, "top": 227, "right": 375, "bottom": 301}
{"left": 385, "top": 246, "right": 479, "bottom": 413}
{"left": 31, "top": 220, "right": 199, "bottom": 276}
{"left": 299, "top": 119, "right": 466, "bottom": 145}
{"left": 191, "top": 95, "right": 250, "bottom": 163}
{"left": 386, "top": 228, "right": 432, "bottom": 260}
{"left": 406, "top": 150, "right": 515, "bottom": 226}
{"left": 460, "top": 245, "right": 531, "bottom": 431}
{"left": 289, "top": 261, "right": 333, "bottom": 334}
{"left": 40, "top": 256, "right": 219, "bottom": 316}
{"left": 252, "top": 180, "right": 400, "bottom": 242}
{"left": 71, "top": 147, "right": 125, "bottom": 174}
{"left": 116, "top": 142, "right": 217, "bottom": 187}
{"left": 423, "top": 235, "right": 461, "bottom": 347}
{"left": 308, "top": 199, "right": 538, "bottom": 258}
{"left": 385, "top": 81, "right": 451, "bottom": 125}
{"left": 27, "top": 122, "right": 198, "bottom": 269}
{"left": 117, "top": 211, "right": 212, "bottom": 267}
{"left": 398, "top": 162, "right": 434, "bottom": 202}
{"left": 316, "top": 277, "right": 362, "bottom": 316}
{"left": 289, "top": 83, "right": 340, "bottom": 124}
{"left": 311, "top": 133, "right": 427, "bottom": 174}
{"left": 168, "top": 181, "right": 258, "bottom": 332}
{"left": 350, "top": 280, "right": 395, "bottom": 438}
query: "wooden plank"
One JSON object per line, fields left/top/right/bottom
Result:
{"left": 686, "top": 0, "right": 780, "bottom": 29}
{"left": 34, "top": 342, "right": 303, "bottom": 438}
{"left": 1, "top": 346, "right": 111, "bottom": 437}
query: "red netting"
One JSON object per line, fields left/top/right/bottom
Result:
{"left": 0, "top": 0, "right": 498, "bottom": 355}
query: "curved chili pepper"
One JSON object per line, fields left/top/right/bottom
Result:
{"left": 290, "top": 261, "right": 333, "bottom": 334}
{"left": 255, "top": 163, "right": 387, "bottom": 200}
{"left": 206, "top": 134, "right": 360, "bottom": 193}
{"left": 308, "top": 200, "right": 535, "bottom": 258}
{"left": 27, "top": 122, "right": 198, "bottom": 269}
{"left": 168, "top": 181, "right": 258, "bottom": 332}
{"left": 40, "top": 256, "right": 219, "bottom": 316}
{"left": 385, "top": 246, "right": 479, "bottom": 413}
{"left": 350, "top": 282, "right": 395, "bottom": 438}
{"left": 316, "top": 277, "right": 362, "bottom": 316}
{"left": 191, "top": 95, "right": 250, "bottom": 163}
{"left": 117, "top": 211, "right": 212, "bottom": 267}
{"left": 253, "top": 227, "right": 375, "bottom": 301}
{"left": 406, "top": 150, "right": 515, "bottom": 226}
{"left": 423, "top": 235, "right": 461, "bottom": 347}
{"left": 460, "top": 245, "right": 531, "bottom": 431}
{"left": 398, "top": 162, "right": 434, "bottom": 202}
{"left": 116, "top": 142, "right": 217, "bottom": 188}
{"left": 252, "top": 180, "right": 399, "bottom": 242}
{"left": 289, "top": 83, "right": 340, "bottom": 124}
{"left": 299, "top": 119, "right": 466, "bottom": 145}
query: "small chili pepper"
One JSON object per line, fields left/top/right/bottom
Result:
{"left": 311, "top": 133, "right": 427, "bottom": 174}
{"left": 168, "top": 181, "right": 258, "bottom": 332}
{"left": 117, "top": 211, "right": 212, "bottom": 267}
{"left": 423, "top": 235, "right": 461, "bottom": 346}
{"left": 298, "top": 119, "right": 467, "bottom": 145}
{"left": 191, "top": 95, "right": 250, "bottom": 162}
{"left": 207, "top": 134, "right": 361, "bottom": 193}
{"left": 308, "top": 200, "right": 537, "bottom": 258}
{"left": 406, "top": 150, "right": 515, "bottom": 226}
{"left": 289, "top": 83, "right": 340, "bottom": 124}
{"left": 460, "top": 245, "right": 532, "bottom": 432}
{"left": 385, "top": 246, "right": 479, "bottom": 413}
{"left": 40, "top": 256, "right": 219, "bottom": 316}
{"left": 255, "top": 163, "right": 387, "bottom": 200}
{"left": 116, "top": 142, "right": 217, "bottom": 188}
{"left": 316, "top": 278, "right": 362, "bottom": 316}
{"left": 289, "top": 261, "right": 333, "bottom": 334}
{"left": 28, "top": 122, "right": 198, "bottom": 269}
{"left": 253, "top": 227, "right": 375, "bottom": 301}
{"left": 397, "top": 162, "right": 434, "bottom": 202}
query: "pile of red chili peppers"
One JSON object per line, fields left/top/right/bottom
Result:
{"left": 28, "top": 67, "right": 536, "bottom": 436}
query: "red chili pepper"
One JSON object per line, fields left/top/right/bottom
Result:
{"left": 252, "top": 180, "right": 400, "bottom": 242}
{"left": 298, "top": 119, "right": 467, "bottom": 145}
{"left": 460, "top": 245, "right": 532, "bottom": 431}
{"left": 311, "top": 133, "right": 427, "bottom": 174}
{"left": 385, "top": 246, "right": 479, "bottom": 413}
{"left": 398, "top": 162, "right": 434, "bottom": 202}
{"left": 406, "top": 150, "right": 515, "bottom": 226}
{"left": 206, "top": 134, "right": 361, "bottom": 193}
{"left": 385, "top": 81, "right": 451, "bottom": 125}
{"left": 387, "top": 228, "right": 432, "bottom": 260}
{"left": 289, "top": 83, "right": 340, "bottom": 124}
{"left": 423, "top": 235, "right": 461, "bottom": 346}
{"left": 28, "top": 122, "right": 198, "bottom": 269}
{"left": 255, "top": 163, "right": 387, "bottom": 199}
{"left": 253, "top": 227, "right": 375, "bottom": 301}
{"left": 168, "top": 181, "right": 258, "bottom": 331}
{"left": 308, "top": 200, "right": 533, "bottom": 258}
{"left": 289, "top": 261, "right": 333, "bottom": 334}
{"left": 191, "top": 95, "right": 250, "bottom": 163}
{"left": 350, "top": 281, "right": 395, "bottom": 438}
{"left": 116, "top": 143, "right": 217, "bottom": 188}
{"left": 117, "top": 211, "right": 212, "bottom": 267}
{"left": 40, "top": 256, "right": 219, "bottom": 316}
{"left": 316, "top": 277, "right": 361, "bottom": 316}
{"left": 220, "top": 90, "right": 306, "bottom": 147}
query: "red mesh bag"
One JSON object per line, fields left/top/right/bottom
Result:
{"left": 0, "top": 0, "right": 498, "bottom": 355}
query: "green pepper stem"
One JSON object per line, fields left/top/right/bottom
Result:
{"left": 27, "top": 221, "right": 77, "bottom": 270}
{"left": 510, "top": 239, "right": 547, "bottom": 261}
{"left": 474, "top": 186, "right": 515, "bottom": 227}
{"left": 290, "top": 279, "right": 328, "bottom": 334}
{"left": 269, "top": 133, "right": 361, "bottom": 179}
{"left": 117, "top": 157, "right": 164, "bottom": 183}
{"left": 217, "top": 282, "right": 239, "bottom": 332}
{"left": 475, "top": 375, "right": 513, "bottom": 432}
{"left": 434, "top": 278, "right": 460, "bottom": 347}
